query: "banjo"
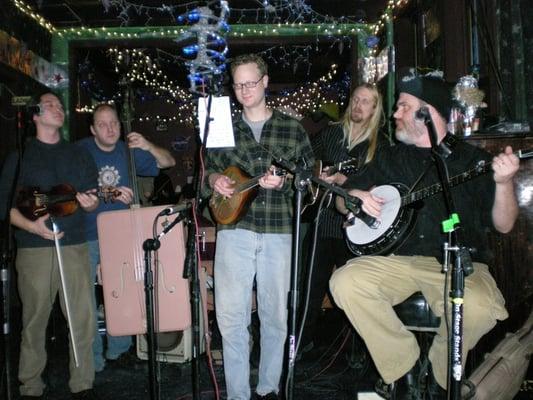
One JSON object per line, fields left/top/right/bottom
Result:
{"left": 345, "top": 148, "right": 533, "bottom": 256}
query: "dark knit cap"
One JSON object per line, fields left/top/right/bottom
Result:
{"left": 397, "top": 68, "right": 453, "bottom": 120}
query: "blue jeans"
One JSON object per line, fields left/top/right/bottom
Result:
{"left": 214, "top": 229, "right": 292, "bottom": 399}
{"left": 88, "top": 240, "right": 132, "bottom": 369}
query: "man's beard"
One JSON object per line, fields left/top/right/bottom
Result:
{"left": 395, "top": 128, "right": 413, "bottom": 144}
{"left": 395, "top": 122, "right": 424, "bottom": 145}
{"left": 351, "top": 110, "right": 363, "bottom": 124}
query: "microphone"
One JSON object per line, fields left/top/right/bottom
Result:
{"left": 27, "top": 104, "right": 42, "bottom": 116}
{"left": 415, "top": 106, "right": 430, "bottom": 121}
{"left": 345, "top": 196, "right": 381, "bottom": 229}
{"left": 159, "top": 202, "right": 192, "bottom": 216}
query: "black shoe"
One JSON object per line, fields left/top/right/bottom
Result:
{"left": 295, "top": 340, "right": 314, "bottom": 362}
{"left": 374, "top": 378, "right": 396, "bottom": 399}
{"left": 71, "top": 389, "right": 100, "bottom": 399}
{"left": 106, "top": 349, "right": 139, "bottom": 367}
{"left": 398, "top": 360, "right": 424, "bottom": 400}
{"left": 21, "top": 395, "right": 46, "bottom": 400}
{"left": 427, "top": 369, "right": 446, "bottom": 400}
{"left": 374, "top": 361, "right": 424, "bottom": 400}
{"left": 254, "top": 392, "right": 279, "bottom": 400}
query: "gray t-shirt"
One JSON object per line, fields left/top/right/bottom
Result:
{"left": 242, "top": 114, "right": 270, "bottom": 142}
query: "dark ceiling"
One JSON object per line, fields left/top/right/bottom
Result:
{"left": 23, "top": 1, "right": 389, "bottom": 28}
{"left": 14, "top": 1, "right": 397, "bottom": 118}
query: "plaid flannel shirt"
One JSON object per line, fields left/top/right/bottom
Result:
{"left": 204, "top": 109, "right": 314, "bottom": 234}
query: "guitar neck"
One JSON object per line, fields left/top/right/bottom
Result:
{"left": 401, "top": 148, "right": 532, "bottom": 206}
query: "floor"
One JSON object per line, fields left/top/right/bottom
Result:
{"left": 2, "top": 297, "right": 532, "bottom": 400}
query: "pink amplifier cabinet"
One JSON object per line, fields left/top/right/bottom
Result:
{"left": 97, "top": 205, "right": 191, "bottom": 336}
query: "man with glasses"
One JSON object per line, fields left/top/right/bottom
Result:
{"left": 0, "top": 91, "right": 100, "bottom": 399}
{"left": 77, "top": 103, "right": 175, "bottom": 372}
{"left": 205, "top": 54, "right": 314, "bottom": 399}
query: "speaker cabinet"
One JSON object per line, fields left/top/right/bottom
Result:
{"left": 136, "top": 320, "right": 205, "bottom": 364}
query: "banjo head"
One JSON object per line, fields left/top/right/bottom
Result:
{"left": 345, "top": 184, "right": 402, "bottom": 245}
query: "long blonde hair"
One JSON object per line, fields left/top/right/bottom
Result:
{"left": 339, "top": 83, "right": 384, "bottom": 164}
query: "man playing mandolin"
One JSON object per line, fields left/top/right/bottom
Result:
{"left": 0, "top": 91, "right": 100, "bottom": 399}
{"left": 205, "top": 54, "right": 314, "bottom": 400}
{"left": 330, "top": 70, "right": 519, "bottom": 399}
{"left": 77, "top": 103, "right": 175, "bottom": 372}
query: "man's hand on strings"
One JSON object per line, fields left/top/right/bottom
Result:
{"left": 492, "top": 146, "right": 519, "bottom": 184}
{"left": 77, "top": 190, "right": 99, "bottom": 212}
{"left": 320, "top": 167, "right": 348, "bottom": 186}
{"left": 210, "top": 173, "right": 235, "bottom": 198}
{"left": 259, "top": 166, "right": 285, "bottom": 190}
{"left": 115, "top": 186, "right": 134, "bottom": 205}
{"left": 127, "top": 132, "right": 153, "bottom": 152}
{"left": 347, "top": 189, "right": 384, "bottom": 218}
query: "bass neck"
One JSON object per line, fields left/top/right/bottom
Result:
{"left": 127, "top": 145, "right": 141, "bottom": 206}
{"left": 121, "top": 85, "right": 141, "bottom": 206}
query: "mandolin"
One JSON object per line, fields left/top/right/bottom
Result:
{"left": 16, "top": 183, "right": 121, "bottom": 220}
{"left": 209, "top": 165, "right": 286, "bottom": 225}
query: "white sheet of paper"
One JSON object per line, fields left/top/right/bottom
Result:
{"left": 197, "top": 96, "right": 235, "bottom": 148}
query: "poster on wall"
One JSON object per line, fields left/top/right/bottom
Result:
{"left": 422, "top": 7, "right": 441, "bottom": 48}
{"left": 0, "top": 30, "right": 68, "bottom": 88}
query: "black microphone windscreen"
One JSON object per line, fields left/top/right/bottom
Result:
{"left": 27, "top": 104, "right": 42, "bottom": 116}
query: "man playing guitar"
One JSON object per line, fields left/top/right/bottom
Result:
{"left": 298, "top": 83, "right": 388, "bottom": 358}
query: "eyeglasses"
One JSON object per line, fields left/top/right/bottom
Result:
{"left": 232, "top": 75, "right": 264, "bottom": 90}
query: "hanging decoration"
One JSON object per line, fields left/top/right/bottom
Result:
{"left": 358, "top": 46, "right": 389, "bottom": 84}
{"left": 175, "top": 1, "right": 230, "bottom": 94}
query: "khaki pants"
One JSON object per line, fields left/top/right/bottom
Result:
{"left": 329, "top": 255, "right": 508, "bottom": 388}
{"left": 16, "top": 244, "right": 95, "bottom": 396}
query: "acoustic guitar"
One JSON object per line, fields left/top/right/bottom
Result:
{"left": 301, "top": 158, "right": 360, "bottom": 219}
{"left": 209, "top": 165, "right": 286, "bottom": 225}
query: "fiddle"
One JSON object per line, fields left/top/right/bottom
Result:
{"left": 16, "top": 183, "right": 121, "bottom": 220}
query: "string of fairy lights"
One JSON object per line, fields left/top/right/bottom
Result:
{"left": 12, "top": 0, "right": 410, "bottom": 38}
{"left": 77, "top": 47, "right": 342, "bottom": 127}
{"left": 12, "top": 0, "right": 410, "bottom": 126}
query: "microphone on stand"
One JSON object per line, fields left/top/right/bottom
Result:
{"left": 415, "top": 106, "right": 430, "bottom": 121}
{"left": 345, "top": 195, "right": 381, "bottom": 229}
{"left": 159, "top": 202, "right": 192, "bottom": 216}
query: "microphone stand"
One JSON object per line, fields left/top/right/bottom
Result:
{"left": 276, "top": 157, "right": 369, "bottom": 400}
{"left": 417, "top": 107, "right": 472, "bottom": 400}
{"left": 281, "top": 159, "right": 312, "bottom": 400}
{"left": 1, "top": 103, "right": 28, "bottom": 400}
{"left": 182, "top": 93, "right": 213, "bottom": 400}
{"left": 142, "top": 211, "right": 189, "bottom": 400}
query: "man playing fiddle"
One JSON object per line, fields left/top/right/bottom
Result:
{"left": 0, "top": 91, "right": 100, "bottom": 399}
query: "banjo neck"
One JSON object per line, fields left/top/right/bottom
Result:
{"left": 401, "top": 148, "right": 533, "bottom": 207}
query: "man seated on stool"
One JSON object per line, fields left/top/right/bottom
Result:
{"left": 330, "top": 69, "right": 519, "bottom": 399}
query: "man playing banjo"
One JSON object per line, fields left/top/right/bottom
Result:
{"left": 330, "top": 70, "right": 519, "bottom": 399}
